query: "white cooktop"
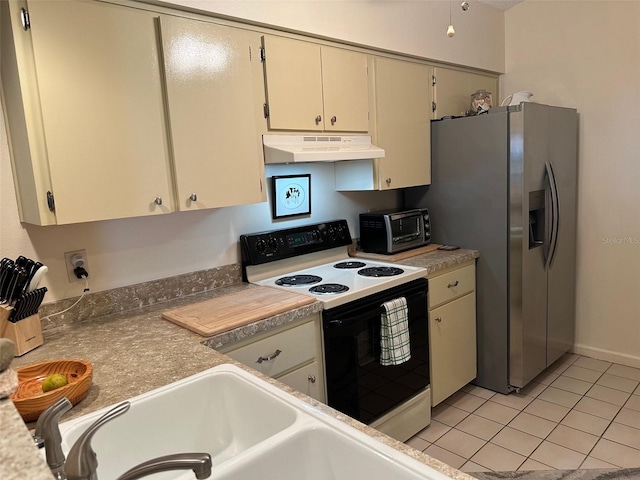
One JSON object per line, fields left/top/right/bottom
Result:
{"left": 254, "top": 256, "right": 426, "bottom": 309}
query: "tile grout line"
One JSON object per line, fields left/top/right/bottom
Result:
{"left": 412, "top": 355, "right": 640, "bottom": 473}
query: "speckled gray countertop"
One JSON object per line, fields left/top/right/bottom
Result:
{"left": 470, "top": 468, "right": 640, "bottom": 479}
{"left": 1, "top": 250, "right": 478, "bottom": 480}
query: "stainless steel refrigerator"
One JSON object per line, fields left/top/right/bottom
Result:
{"left": 406, "top": 103, "right": 578, "bottom": 394}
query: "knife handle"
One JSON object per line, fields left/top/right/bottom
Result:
{"left": 27, "top": 265, "right": 48, "bottom": 292}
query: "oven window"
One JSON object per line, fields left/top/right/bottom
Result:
{"left": 357, "top": 329, "right": 375, "bottom": 367}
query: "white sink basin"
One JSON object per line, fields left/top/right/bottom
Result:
{"left": 212, "top": 425, "right": 452, "bottom": 480}
{"left": 60, "top": 364, "right": 452, "bottom": 480}
{"left": 59, "top": 366, "right": 298, "bottom": 479}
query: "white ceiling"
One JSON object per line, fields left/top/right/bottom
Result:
{"left": 478, "top": 0, "right": 524, "bottom": 10}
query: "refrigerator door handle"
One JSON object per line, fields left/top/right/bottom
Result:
{"left": 545, "top": 161, "right": 560, "bottom": 270}
{"left": 549, "top": 161, "right": 561, "bottom": 268}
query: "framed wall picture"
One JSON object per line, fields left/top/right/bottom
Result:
{"left": 271, "top": 174, "right": 311, "bottom": 219}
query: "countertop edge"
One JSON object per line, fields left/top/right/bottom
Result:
{"left": 2, "top": 249, "right": 479, "bottom": 480}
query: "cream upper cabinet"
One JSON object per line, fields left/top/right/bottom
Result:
{"left": 320, "top": 46, "right": 369, "bottom": 132}
{"left": 428, "top": 262, "right": 477, "bottom": 406}
{"left": 334, "top": 57, "right": 431, "bottom": 191}
{"left": 373, "top": 57, "right": 432, "bottom": 189}
{"left": 1, "top": 0, "right": 173, "bottom": 224}
{"left": 159, "top": 16, "right": 265, "bottom": 211}
{"left": 433, "top": 67, "right": 499, "bottom": 119}
{"left": 261, "top": 35, "right": 368, "bottom": 132}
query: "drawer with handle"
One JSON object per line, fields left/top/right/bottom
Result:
{"left": 428, "top": 264, "right": 475, "bottom": 309}
{"left": 224, "top": 320, "right": 316, "bottom": 378}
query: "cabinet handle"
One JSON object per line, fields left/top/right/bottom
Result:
{"left": 385, "top": 178, "right": 391, "bottom": 185}
{"left": 308, "top": 374, "right": 316, "bottom": 384}
{"left": 331, "top": 116, "right": 337, "bottom": 125}
{"left": 20, "top": 8, "right": 30, "bottom": 30}
{"left": 189, "top": 193, "right": 197, "bottom": 202}
{"left": 256, "top": 349, "right": 282, "bottom": 364}
{"left": 447, "top": 281, "right": 459, "bottom": 288}
{"left": 315, "top": 115, "right": 322, "bottom": 124}
{"left": 435, "top": 316, "right": 442, "bottom": 323}
{"left": 154, "top": 197, "right": 163, "bottom": 206}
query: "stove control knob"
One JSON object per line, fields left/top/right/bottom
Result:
{"left": 268, "top": 237, "right": 279, "bottom": 252}
{"left": 255, "top": 238, "right": 267, "bottom": 254}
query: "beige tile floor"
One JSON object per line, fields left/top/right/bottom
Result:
{"left": 406, "top": 354, "right": 640, "bottom": 473}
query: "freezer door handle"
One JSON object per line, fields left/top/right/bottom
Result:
{"left": 545, "top": 161, "right": 560, "bottom": 270}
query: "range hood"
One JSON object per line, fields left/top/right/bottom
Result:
{"left": 263, "top": 134, "right": 385, "bottom": 164}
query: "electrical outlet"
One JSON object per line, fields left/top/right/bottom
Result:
{"left": 64, "top": 249, "right": 89, "bottom": 283}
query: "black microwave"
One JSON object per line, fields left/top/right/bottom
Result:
{"left": 359, "top": 208, "right": 431, "bottom": 254}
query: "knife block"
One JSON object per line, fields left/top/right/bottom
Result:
{"left": 0, "top": 305, "right": 43, "bottom": 356}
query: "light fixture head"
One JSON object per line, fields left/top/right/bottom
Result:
{"left": 447, "top": 24, "right": 456, "bottom": 37}
{"left": 461, "top": 2, "right": 470, "bottom": 11}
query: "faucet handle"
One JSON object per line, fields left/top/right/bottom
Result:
{"left": 65, "top": 401, "right": 130, "bottom": 480}
{"left": 33, "top": 397, "right": 72, "bottom": 473}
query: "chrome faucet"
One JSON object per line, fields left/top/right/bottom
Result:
{"left": 64, "top": 401, "right": 212, "bottom": 480}
{"left": 116, "top": 453, "right": 212, "bottom": 480}
{"left": 65, "top": 401, "right": 131, "bottom": 480}
{"left": 34, "top": 397, "right": 73, "bottom": 479}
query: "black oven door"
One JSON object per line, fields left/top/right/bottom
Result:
{"left": 322, "top": 278, "right": 429, "bottom": 424}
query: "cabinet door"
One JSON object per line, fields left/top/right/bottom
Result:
{"left": 160, "top": 16, "right": 264, "bottom": 210}
{"left": 262, "top": 36, "right": 323, "bottom": 131}
{"left": 374, "top": 58, "right": 431, "bottom": 189}
{"left": 429, "top": 292, "right": 477, "bottom": 406}
{"left": 277, "top": 360, "right": 325, "bottom": 402}
{"left": 321, "top": 47, "right": 369, "bottom": 132}
{"left": 27, "top": 1, "right": 173, "bottom": 223}
{"left": 433, "top": 67, "right": 499, "bottom": 119}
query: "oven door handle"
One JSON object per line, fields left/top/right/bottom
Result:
{"left": 324, "top": 290, "right": 425, "bottom": 329}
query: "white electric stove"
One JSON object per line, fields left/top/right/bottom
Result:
{"left": 240, "top": 220, "right": 426, "bottom": 309}
{"left": 240, "top": 220, "right": 431, "bottom": 439}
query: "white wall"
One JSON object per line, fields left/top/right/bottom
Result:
{"left": 158, "top": 0, "right": 506, "bottom": 73}
{"left": 503, "top": 1, "right": 640, "bottom": 366}
{"left": 0, "top": 0, "right": 505, "bottom": 303}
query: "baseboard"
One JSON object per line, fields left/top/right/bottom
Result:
{"left": 572, "top": 343, "right": 640, "bottom": 369}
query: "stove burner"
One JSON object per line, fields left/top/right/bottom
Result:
{"left": 309, "top": 283, "right": 349, "bottom": 295}
{"left": 358, "top": 266, "right": 405, "bottom": 277}
{"left": 275, "top": 275, "right": 322, "bottom": 286}
{"left": 333, "top": 261, "right": 367, "bottom": 269}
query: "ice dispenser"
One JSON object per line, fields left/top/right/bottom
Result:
{"left": 528, "top": 190, "right": 545, "bottom": 249}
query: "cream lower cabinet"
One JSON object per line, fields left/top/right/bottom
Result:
{"left": 335, "top": 57, "right": 432, "bottom": 191}
{"left": 261, "top": 35, "right": 369, "bottom": 132}
{"left": 220, "top": 314, "right": 326, "bottom": 402}
{"left": 433, "top": 67, "right": 499, "bottom": 119}
{"left": 428, "top": 262, "right": 477, "bottom": 406}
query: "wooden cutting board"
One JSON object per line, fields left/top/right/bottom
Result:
{"left": 162, "top": 286, "right": 316, "bottom": 337}
{"left": 348, "top": 244, "right": 441, "bottom": 262}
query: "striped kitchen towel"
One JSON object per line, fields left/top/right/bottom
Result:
{"left": 380, "top": 297, "right": 411, "bottom": 366}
